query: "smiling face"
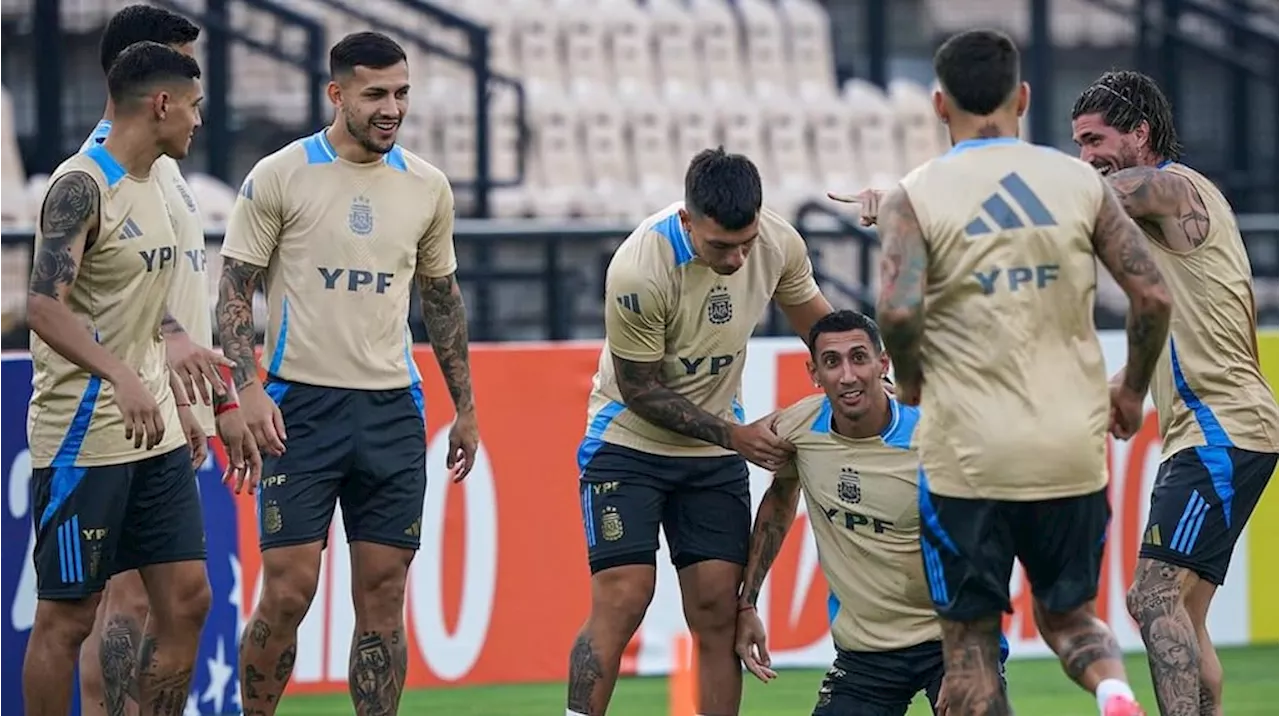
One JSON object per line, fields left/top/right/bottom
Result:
{"left": 1071, "top": 112, "right": 1146, "bottom": 176}
{"left": 807, "top": 328, "right": 890, "bottom": 424}
{"left": 329, "top": 60, "right": 409, "bottom": 155}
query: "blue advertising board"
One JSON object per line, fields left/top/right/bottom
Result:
{"left": 2, "top": 354, "right": 242, "bottom": 714}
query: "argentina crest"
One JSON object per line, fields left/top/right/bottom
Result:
{"left": 838, "top": 466, "right": 861, "bottom": 504}
{"left": 349, "top": 194, "right": 374, "bottom": 236}
{"left": 600, "top": 506, "right": 624, "bottom": 541}
{"left": 706, "top": 285, "right": 733, "bottom": 325}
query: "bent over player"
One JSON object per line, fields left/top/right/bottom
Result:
{"left": 216, "top": 31, "right": 478, "bottom": 716}
{"left": 75, "top": 8, "right": 258, "bottom": 715}
{"left": 863, "top": 30, "right": 1173, "bottom": 716}
{"left": 734, "top": 310, "right": 1009, "bottom": 716}
{"left": 1073, "top": 71, "right": 1280, "bottom": 715}
{"left": 567, "top": 147, "right": 834, "bottom": 716}
{"left": 22, "top": 42, "right": 213, "bottom": 716}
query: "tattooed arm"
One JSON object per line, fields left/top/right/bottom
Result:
{"left": 739, "top": 470, "right": 802, "bottom": 608}
{"left": 612, "top": 355, "right": 735, "bottom": 448}
{"left": 1092, "top": 177, "right": 1173, "bottom": 395}
{"left": 215, "top": 258, "right": 267, "bottom": 391}
{"left": 873, "top": 187, "right": 929, "bottom": 395}
{"left": 417, "top": 272, "right": 476, "bottom": 416}
{"left": 1107, "top": 166, "right": 1210, "bottom": 250}
{"left": 26, "top": 171, "right": 133, "bottom": 383}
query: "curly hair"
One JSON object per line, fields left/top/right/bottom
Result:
{"left": 1071, "top": 70, "right": 1181, "bottom": 160}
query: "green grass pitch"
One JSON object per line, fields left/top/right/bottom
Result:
{"left": 276, "top": 644, "right": 1277, "bottom": 715}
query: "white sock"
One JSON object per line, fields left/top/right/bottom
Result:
{"left": 566, "top": 710, "right": 588, "bottom": 716}
{"left": 1096, "top": 678, "right": 1135, "bottom": 713}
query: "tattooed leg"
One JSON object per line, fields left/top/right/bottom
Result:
{"left": 134, "top": 561, "right": 210, "bottom": 716}
{"left": 84, "top": 572, "right": 149, "bottom": 716}
{"left": 1033, "top": 599, "right": 1129, "bottom": 692}
{"left": 240, "top": 543, "right": 323, "bottom": 715}
{"left": 348, "top": 543, "right": 413, "bottom": 716}
{"left": 567, "top": 566, "right": 656, "bottom": 715}
{"left": 1126, "top": 559, "right": 1200, "bottom": 716}
{"left": 24, "top": 598, "right": 101, "bottom": 716}
{"left": 1185, "top": 579, "right": 1223, "bottom": 716}
{"left": 938, "top": 617, "right": 1011, "bottom": 716}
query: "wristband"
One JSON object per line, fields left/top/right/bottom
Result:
{"left": 215, "top": 401, "right": 239, "bottom": 416}
{"left": 175, "top": 402, "right": 191, "bottom": 408}
{"left": 737, "top": 603, "right": 756, "bottom": 613}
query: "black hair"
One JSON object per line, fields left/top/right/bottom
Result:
{"left": 100, "top": 5, "right": 199, "bottom": 75}
{"left": 808, "top": 310, "right": 882, "bottom": 357}
{"left": 106, "top": 41, "right": 202, "bottom": 105}
{"left": 1070, "top": 70, "right": 1181, "bottom": 161}
{"left": 329, "top": 31, "right": 408, "bottom": 79}
{"left": 933, "top": 29, "right": 1021, "bottom": 116}
{"left": 683, "top": 147, "right": 762, "bottom": 232}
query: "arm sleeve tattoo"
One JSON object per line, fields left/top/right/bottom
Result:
{"left": 740, "top": 475, "right": 801, "bottom": 606}
{"left": 216, "top": 258, "right": 266, "bottom": 390}
{"left": 611, "top": 354, "right": 735, "bottom": 448}
{"left": 873, "top": 187, "right": 929, "bottom": 387}
{"left": 29, "top": 171, "right": 97, "bottom": 303}
{"left": 417, "top": 272, "right": 475, "bottom": 414}
{"left": 1091, "top": 178, "right": 1173, "bottom": 394}
{"left": 1107, "top": 166, "right": 1211, "bottom": 248}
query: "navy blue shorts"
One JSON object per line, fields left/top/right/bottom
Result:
{"left": 578, "top": 443, "right": 750, "bottom": 573}
{"left": 1139, "top": 446, "right": 1276, "bottom": 585}
{"left": 31, "top": 445, "right": 205, "bottom": 600}
{"left": 258, "top": 377, "right": 427, "bottom": 551}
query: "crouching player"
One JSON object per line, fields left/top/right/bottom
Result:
{"left": 734, "top": 310, "right": 1008, "bottom": 715}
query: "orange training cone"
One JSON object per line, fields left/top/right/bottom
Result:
{"left": 669, "top": 632, "right": 697, "bottom": 716}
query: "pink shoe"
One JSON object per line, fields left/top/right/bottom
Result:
{"left": 1102, "top": 695, "right": 1146, "bottom": 716}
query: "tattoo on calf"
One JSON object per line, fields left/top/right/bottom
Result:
{"left": 939, "top": 619, "right": 1011, "bottom": 716}
{"left": 567, "top": 633, "right": 604, "bottom": 713}
{"left": 1129, "top": 560, "right": 1201, "bottom": 716}
{"left": 349, "top": 630, "right": 408, "bottom": 716}
{"left": 100, "top": 615, "right": 142, "bottom": 716}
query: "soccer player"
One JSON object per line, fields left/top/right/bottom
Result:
{"left": 1072, "top": 71, "right": 1280, "bottom": 716}
{"left": 215, "top": 31, "right": 478, "bottom": 716}
{"left": 734, "top": 310, "right": 1009, "bottom": 716}
{"left": 567, "top": 147, "right": 835, "bottom": 716}
{"left": 73, "top": 9, "right": 260, "bottom": 716}
{"left": 845, "top": 29, "right": 1172, "bottom": 716}
{"left": 22, "top": 41, "right": 214, "bottom": 716}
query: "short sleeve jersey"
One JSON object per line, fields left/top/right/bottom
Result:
{"left": 83, "top": 120, "right": 215, "bottom": 435}
{"left": 773, "top": 394, "right": 940, "bottom": 652}
{"left": 28, "top": 146, "right": 184, "bottom": 468}
{"left": 578, "top": 203, "right": 820, "bottom": 463}
{"left": 900, "top": 138, "right": 1111, "bottom": 501}
{"left": 1144, "top": 163, "right": 1279, "bottom": 458}
{"left": 220, "top": 130, "right": 457, "bottom": 390}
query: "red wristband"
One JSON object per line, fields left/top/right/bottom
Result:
{"left": 738, "top": 603, "right": 756, "bottom": 613}
{"left": 215, "top": 401, "right": 239, "bottom": 416}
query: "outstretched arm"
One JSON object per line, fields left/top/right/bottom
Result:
{"left": 26, "top": 171, "right": 133, "bottom": 384}
{"left": 874, "top": 187, "right": 929, "bottom": 392}
{"left": 1106, "top": 166, "right": 1210, "bottom": 249}
{"left": 738, "top": 472, "right": 802, "bottom": 609}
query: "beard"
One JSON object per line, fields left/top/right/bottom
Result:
{"left": 343, "top": 109, "right": 396, "bottom": 155}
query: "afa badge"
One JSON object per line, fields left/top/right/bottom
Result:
{"left": 263, "top": 499, "right": 283, "bottom": 535}
{"left": 349, "top": 195, "right": 374, "bottom": 236}
{"left": 601, "top": 506, "right": 625, "bottom": 542}
{"left": 707, "top": 286, "right": 733, "bottom": 325}
{"left": 838, "top": 466, "right": 861, "bottom": 504}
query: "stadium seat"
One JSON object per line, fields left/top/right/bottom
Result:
{"left": 808, "top": 97, "right": 861, "bottom": 194}
{"left": 777, "top": 0, "right": 838, "bottom": 99}
{"left": 717, "top": 100, "right": 767, "bottom": 172}
{"left": 923, "top": 0, "right": 1029, "bottom": 42}
{"left": 672, "top": 103, "right": 719, "bottom": 175}
{"left": 738, "top": 0, "right": 791, "bottom": 99}
{"left": 0, "top": 244, "right": 29, "bottom": 332}
{"left": 21, "top": 175, "right": 49, "bottom": 231}
{"left": 624, "top": 98, "right": 682, "bottom": 219}
{"left": 843, "top": 79, "right": 902, "bottom": 189}
{"left": 649, "top": 0, "right": 703, "bottom": 99}
{"left": 579, "top": 88, "right": 635, "bottom": 221}
{"left": 561, "top": 0, "right": 612, "bottom": 96}
{"left": 889, "top": 79, "right": 947, "bottom": 171}
{"left": 762, "top": 102, "right": 818, "bottom": 217}
{"left": 1, "top": 86, "right": 30, "bottom": 229}
{"left": 528, "top": 90, "right": 592, "bottom": 217}
{"left": 688, "top": 0, "right": 747, "bottom": 99}
{"left": 602, "top": 0, "right": 659, "bottom": 98}
{"left": 512, "top": 0, "right": 567, "bottom": 95}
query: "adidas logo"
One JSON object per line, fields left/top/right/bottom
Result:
{"left": 616, "top": 292, "right": 641, "bottom": 313}
{"left": 120, "top": 217, "right": 144, "bottom": 240}
{"left": 240, "top": 178, "right": 254, "bottom": 200}
{"left": 964, "top": 172, "right": 1058, "bottom": 239}
{"left": 1142, "top": 524, "right": 1162, "bottom": 547}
